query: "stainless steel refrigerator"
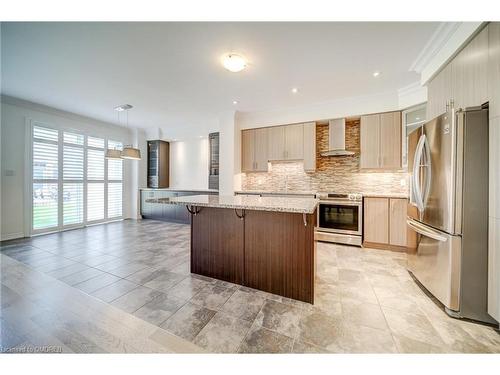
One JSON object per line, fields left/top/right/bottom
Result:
{"left": 407, "top": 104, "right": 497, "bottom": 324}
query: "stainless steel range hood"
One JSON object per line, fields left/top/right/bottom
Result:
{"left": 320, "top": 118, "right": 355, "bottom": 156}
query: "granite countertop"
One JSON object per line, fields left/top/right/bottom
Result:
{"left": 140, "top": 187, "right": 219, "bottom": 193}
{"left": 235, "top": 190, "right": 317, "bottom": 196}
{"left": 147, "top": 194, "right": 319, "bottom": 214}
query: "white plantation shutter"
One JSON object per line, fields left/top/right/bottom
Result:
{"left": 87, "top": 183, "right": 104, "bottom": 221}
{"left": 108, "top": 182, "right": 122, "bottom": 218}
{"left": 31, "top": 126, "right": 125, "bottom": 232}
{"left": 63, "top": 132, "right": 84, "bottom": 226}
{"left": 107, "top": 140, "right": 123, "bottom": 218}
{"left": 63, "top": 183, "right": 83, "bottom": 225}
{"left": 32, "top": 125, "right": 59, "bottom": 231}
{"left": 87, "top": 149, "right": 104, "bottom": 180}
{"left": 63, "top": 145, "right": 84, "bottom": 179}
{"left": 87, "top": 137, "right": 105, "bottom": 221}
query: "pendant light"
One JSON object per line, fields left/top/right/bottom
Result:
{"left": 105, "top": 107, "right": 124, "bottom": 159}
{"left": 112, "top": 104, "right": 142, "bottom": 160}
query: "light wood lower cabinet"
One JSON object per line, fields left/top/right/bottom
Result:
{"left": 363, "top": 197, "right": 408, "bottom": 251}
{"left": 389, "top": 198, "right": 407, "bottom": 247}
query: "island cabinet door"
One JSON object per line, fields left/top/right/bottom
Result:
{"left": 190, "top": 207, "right": 244, "bottom": 284}
{"left": 244, "top": 210, "right": 315, "bottom": 304}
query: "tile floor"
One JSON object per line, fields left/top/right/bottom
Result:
{"left": 1, "top": 219, "right": 500, "bottom": 353}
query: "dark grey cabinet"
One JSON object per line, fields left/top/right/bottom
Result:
{"left": 140, "top": 189, "right": 218, "bottom": 224}
{"left": 147, "top": 140, "right": 170, "bottom": 188}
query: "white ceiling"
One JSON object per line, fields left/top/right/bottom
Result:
{"left": 1, "top": 22, "right": 441, "bottom": 137}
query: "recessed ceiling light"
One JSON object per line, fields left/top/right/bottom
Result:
{"left": 221, "top": 53, "right": 247, "bottom": 73}
{"left": 292, "top": 88, "right": 299, "bottom": 94}
{"left": 232, "top": 100, "right": 238, "bottom": 105}
{"left": 373, "top": 71, "right": 380, "bottom": 77}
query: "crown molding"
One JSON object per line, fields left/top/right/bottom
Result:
{"left": 398, "top": 81, "right": 427, "bottom": 110}
{"left": 1, "top": 94, "right": 127, "bottom": 131}
{"left": 410, "top": 23, "right": 461, "bottom": 73}
{"left": 410, "top": 22, "right": 485, "bottom": 85}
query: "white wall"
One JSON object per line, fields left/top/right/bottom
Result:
{"left": 169, "top": 138, "right": 209, "bottom": 190}
{"left": 219, "top": 111, "right": 239, "bottom": 195}
{"left": 237, "top": 90, "right": 401, "bottom": 130}
{"left": 0, "top": 96, "right": 135, "bottom": 240}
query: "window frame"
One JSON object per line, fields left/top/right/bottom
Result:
{"left": 29, "top": 120, "right": 125, "bottom": 236}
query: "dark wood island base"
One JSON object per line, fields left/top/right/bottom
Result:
{"left": 190, "top": 207, "right": 316, "bottom": 304}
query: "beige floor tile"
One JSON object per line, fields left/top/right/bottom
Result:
{"left": 382, "top": 306, "right": 446, "bottom": 347}
{"left": 341, "top": 298, "right": 388, "bottom": 330}
{"left": 190, "top": 284, "right": 235, "bottom": 310}
{"left": 161, "top": 302, "right": 216, "bottom": 341}
{"left": 238, "top": 324, "right": 293, "bottom": 353}
{"left": 254, "top": 299, "right": 303, "bottom": 338}
{"left": 220, "top": 288, "right": 266, "bottom": 321}
{"left": 194, "top": 312, "right": 252, "bottom": 353}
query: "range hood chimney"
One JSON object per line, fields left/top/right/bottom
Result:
{"left": 320, "top": 118, "right": 355, "bottom": 156}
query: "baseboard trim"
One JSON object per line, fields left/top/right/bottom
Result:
{"left": 1, "top": 232, "right": 26, "bottom": 241}
{"left": 363, "top": 241, "right": 408, "bottom": 253}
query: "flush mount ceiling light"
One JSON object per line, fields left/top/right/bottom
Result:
{"left": 221, "top": 53, "right": 247, "bottom": 73}
{"left": 291, "top": 87, "right": 299, "bottom": 94}
{"left": 373, "top": 71, "right": 381, "bottom": 77}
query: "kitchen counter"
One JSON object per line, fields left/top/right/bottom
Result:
{"left": 149, "top": 194, "right": 319, "bottom": 214}
{"left": 362, "top": 193, "right": 409, "bottom": 199}
{"left": 235, "top": 190, "right": 317, "bottom": 197}
{"left": 140, "top": 187, "right": 219, "bottom": 193}
{"left": 153, "top": 194, "right": 317, "bottom": 304}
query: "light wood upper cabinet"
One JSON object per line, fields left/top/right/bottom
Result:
{"left": 303, "top": 122, "right": 316, "bottom": 171}
{"left": 360, "top": 114, "right": 380, "bottom": 169}
{"left": 242, "top": 122, "right": 315, "bottom": 172}
{"left": 364, "top": 197, "right": 389, "bottom": 244}
{"left": 389, "top": 198, "right": 407, "bottom": 247}
{"left": 379, "top": 112, "right": 401, "bottom": 169}
{"left": 267, "top": 126, "right": 286, "bottom": 161}
{"left": 241, "top": 129, "right": 255, "bottom": 172}
{"left": 241, "top": 128, "right": 268, "bottom": 172}
{"left": 427, "top": 25, "right": 489, "bottom": 120}
{"left": 489, "top": 22, "right": 500, "bottom": 118}
{"left": 285, "top": 123, "right": 304, "bottom": 160}
{"left": 360, "top": 111, "right": 401, "bottom": 170}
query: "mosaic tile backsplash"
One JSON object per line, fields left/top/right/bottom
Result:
{"left": 241, "top": 120, "right": 409, "bottom": 195}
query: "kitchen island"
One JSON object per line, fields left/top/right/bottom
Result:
{"left": 149, "top": 194, "right": 318, "bottom": 303}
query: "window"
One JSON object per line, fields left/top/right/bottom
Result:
{"left": 32, "top": 126, "right": 59, "bottom": 231}
{"left": 31, "top": 125, "right": 124, "bottom": 234}
{"left": 63, "top": 132, "right": 84, "bottom": 226}
{"left": 107, "top": 140, "right": 123, "bottom": 219}
{"left": 86, "top": 138, "right": 105, "bottom": 222}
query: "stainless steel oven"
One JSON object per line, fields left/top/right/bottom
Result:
{"left": 315, "top": 193, "right": 363, "bottom": 246}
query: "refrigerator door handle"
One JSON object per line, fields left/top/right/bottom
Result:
{"left": 412, "top": 134, "right": 426, "bottom": 212}
{"left": 422, "top": 135, "right": 432, "bottom": 208}
{"left": 407, "top": 218, "right": 448, "bottom": 242}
